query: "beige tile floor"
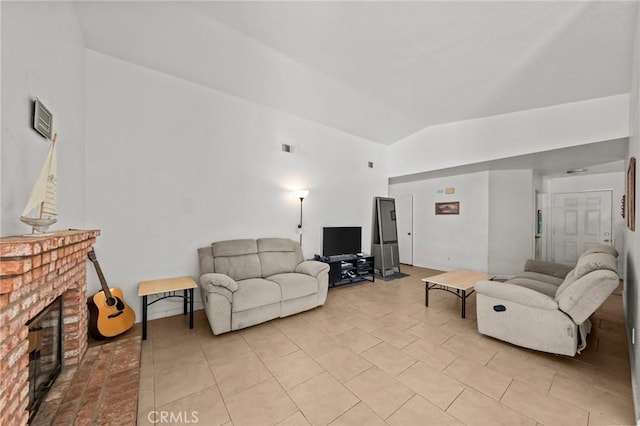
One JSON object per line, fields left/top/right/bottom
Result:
{"left": 137, "top": 265, "right": 635, "bottom": 425}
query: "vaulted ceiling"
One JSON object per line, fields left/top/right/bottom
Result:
{"left": 73, "top": 1, "right": 637, "bottom": 146}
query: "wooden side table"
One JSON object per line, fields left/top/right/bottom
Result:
{"left": 138, "top": 276, "right": 197, "bottom": 340}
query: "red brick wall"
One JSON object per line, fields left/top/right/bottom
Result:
{"left": 0, "top": 230, "right": 100, "bottom": 426}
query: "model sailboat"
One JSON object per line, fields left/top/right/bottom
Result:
{"left": 20, "top": 133, "right": 58, "bottom": 233}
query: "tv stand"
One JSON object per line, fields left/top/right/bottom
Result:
{"left": 322, "top": 254, "right": 375, "bottom": 287}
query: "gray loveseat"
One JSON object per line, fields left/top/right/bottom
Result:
{"left": 197, "top": 238, "right": 329, "bottom": 335}
{"left": 475, "top": 246, "right": 619, "bottom": 356}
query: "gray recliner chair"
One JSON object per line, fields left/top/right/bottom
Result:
{"left": 475, "top": 246, "right": 619, "bottom": 356}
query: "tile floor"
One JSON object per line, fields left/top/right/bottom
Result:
{"left": 137, "top": 265, "right": 635, "bottom": 425}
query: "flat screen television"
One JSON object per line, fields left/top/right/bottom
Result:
{"left": 322, "top": 227, "right": 362, "bottom": 256}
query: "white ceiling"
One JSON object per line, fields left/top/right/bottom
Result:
{"left": 73, "top": 1, "right": 637, "bottom": 146}
{"left": 389, "top": 138, "right": 629, "bottom": 184}
{"left": 72, "top": 1, "right": 636, "bottom": 180}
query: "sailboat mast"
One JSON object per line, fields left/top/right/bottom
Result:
{"left": 37, "top": 133, "right": 57, "bottom": 222}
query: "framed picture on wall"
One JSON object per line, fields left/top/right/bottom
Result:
{"left": 435, "top": 201, "right": 460, "bottom": 215}
{"left": 33, "top": 98, "right": 53, "bottom": 139}
{"left": 628, "top": 157, "right": 636, "bottom": 231}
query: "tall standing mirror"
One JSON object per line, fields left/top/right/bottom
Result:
{"left": 371, "top": 197, "right": 401, "bottom": 278}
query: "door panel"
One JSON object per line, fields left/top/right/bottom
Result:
{"left": 564, "top": 210, "right": 578, "bottom": 235}
{"left": 552, "top": 191, "right": 612, "bottom": 264}
{"left": 585, "top": 210, "right": 600, "bottom": 235}
{"left": 395, "top": 195, "right": 413, "bottom": 265}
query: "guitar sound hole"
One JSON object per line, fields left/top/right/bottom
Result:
{"left": 106, "top": 297, "right": 117, "bottom": 307}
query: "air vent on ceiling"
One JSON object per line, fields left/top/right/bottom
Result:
{"left": 282, "top": 143, "right": 293, "bottom": 153}
{"left": 368, "top": 162, "right": 374, "bottom": 168}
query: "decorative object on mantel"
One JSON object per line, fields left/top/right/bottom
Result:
{"left": 435, "top": 201, "right": 460, "bottom": 215}
{"left": 627, "top": 157, "right": 636, "bottom": 231}
{"left": 20, "top": 133, "right": 58, "bottom": 234}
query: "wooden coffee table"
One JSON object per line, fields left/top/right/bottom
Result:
{"left": 421, "top": 270, "right": 489, "bottom": 318}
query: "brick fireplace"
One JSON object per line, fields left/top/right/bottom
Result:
{"left": 0, "top": 230, "right": 99, "bottom": 425}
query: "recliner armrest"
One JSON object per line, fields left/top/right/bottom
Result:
{"left": 295, "top": 260, "right": 330, "bottom": 277}
{"left": 475, "top": 280, "right": 559, "bottom": 310}
{"left": 200, "top": 273, "right": 239, "bottom": 292}
{"left": 523, "top": 259, "right": 574, "bottom": 279}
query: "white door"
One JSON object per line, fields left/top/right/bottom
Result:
{"left": 395, "top": 195, "right": 413, "bottom": 265}
{"left": 552, "top": 191, "right": 612, "bottom": 264}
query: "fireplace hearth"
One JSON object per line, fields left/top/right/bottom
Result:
{"left": 0, "top": 230, "right": 100, "bottom": 425}
{"left": 26, "top": 296, "right": 62, "bottom": 423}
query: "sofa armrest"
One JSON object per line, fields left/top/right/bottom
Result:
{"left": 200, "top": 273, "right": 239, "bottom": 292}
{"left": 475, "top": 280, "right": 559, "bottom": 310}
{"left": 523, "top": 259, "right": 574, "bottom": 279}
{"left": 295, "top": 260, "right": 330, "bottom": 277}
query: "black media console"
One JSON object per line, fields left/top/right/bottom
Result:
{"left": 321, "top": 255, "right": 375, "bottom": 287}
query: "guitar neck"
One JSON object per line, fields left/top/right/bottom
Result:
{"left": 88, "top": 249, "right": 113, "bottom": 299}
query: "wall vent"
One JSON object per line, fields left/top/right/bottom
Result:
{"left": 281, "top": 143, "right": 293, "bottom": 153}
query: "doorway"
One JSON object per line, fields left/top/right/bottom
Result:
{"left": 395, "top": 194, "right": 413, "bottom": 265}
{"left": 535, "top": 191, "right": 544, "bottom": 260}
{"left": 551, "top": 190, "right": 613, "bottom": 264}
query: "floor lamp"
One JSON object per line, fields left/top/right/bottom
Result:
{"left": 294, "top": 190, "right": 309, "bottom": 246}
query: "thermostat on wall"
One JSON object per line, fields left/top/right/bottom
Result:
{"left": 33, "top": 98, "right": 52, "bottom": 139}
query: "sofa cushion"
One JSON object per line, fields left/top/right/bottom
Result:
{"left": 554, "top": 268, "right": 577, "bottom": 298}
{"left": 581, "top": 245, "right": 618, "bottom": 258}
{"left": 258, "top": 238, "right": 297, "bottom": 253}
{"left": 513, "top": 271, "right": 564, "bottom": 286}
{"left": 211, "top": 240, "right": 261, "bottom": 280}
{"left": 257, "top": 238, "right": 302, "bottom": 277}
{"left": 212, "top": 239, "right": 258, "bottom": 257}
{"left": 575, "top": 253, "right": 617, "bottom": 279}
{"left": 267, "top": 273, "right": 318, "bottom": 300}
{"left": 213, "top": 254, "right": 262, "bottom": 281}
{"left": 232, "top": 278, "right": 281, "bottom": 312}
{"left": 555, "top": 270, "right": 619, "bottom": 324}
{"left": 505, "top": 277, "right": 558, "bottom": 297}
{"left": 258, "top": 238, "right": 304, "bottom": 261}
{"left": 259, "top": 252, "right": 299, "bottom": 277}
{"left": 522, "top": 259, "right": 573, "bottom": 280}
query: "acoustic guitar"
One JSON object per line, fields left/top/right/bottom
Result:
{"left": 87, "top": 248, "right": 135, "bottom": 339}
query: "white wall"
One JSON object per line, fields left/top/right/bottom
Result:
{"left": 85, "top": 50, "right": 389, "bottom": 320}
{"left": 625, "top": 5, "right": 640, "bottom": 423}
{"left": 388, "top": 94, "right": 629, "bottom": 178}
{"left": 389, "top": 172, "right": 489, "bottom": 272}
{"left": 1, "top": 1, "right": 86, "bottom": 236}
{"left": 488, "top": 170, "right": 534, "bottom": 275}
{"left": 545, "top": 172, "right": 626, "bottom": 273}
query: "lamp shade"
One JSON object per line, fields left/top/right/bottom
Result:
{"left": 294, "top": 190, "right": 309, "bottom": 199}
